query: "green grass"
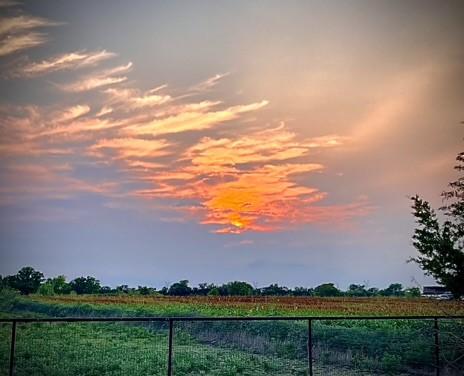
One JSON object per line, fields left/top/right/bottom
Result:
{"left": 0, "top": 317, "right": 312, "bottom": 376}
{"left": 1, "top": 292, "right": 463, "bottom": 375}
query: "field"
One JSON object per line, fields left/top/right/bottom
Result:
{"left": 1, "top": 293, "right": 464, "bottom": 375}
{"left": 22, "top": 294, "right": 464, "bottom": 317}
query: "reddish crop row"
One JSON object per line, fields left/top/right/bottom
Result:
{"left": 33, "top": 295, "right": 464, "bottom": 316}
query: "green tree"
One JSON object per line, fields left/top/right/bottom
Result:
{"left": 410, "top": 151, "right": 464, "bottom": 298}
{"left": 70, "top": 276, "right": 101, "bottom": 294}
{"left": 292, "top": 286, "right": 314, "bottom": 296}
{"left": 137, "top": 286, "right": 156, "bottom": 295}
{"left": 380, "top": 283, "right": 404, "bottom": 297}
{"left": 49, "top": 275, "right": 72, "bottom": 294}
{"left": 7, "top": 267, "right": 44, "bottom": 295}
{"left": 224, "top": 281, "right": 254, "bottom": 296}
{"left": 38, "top": 281, "right": 55, "bottom": 295}
{"left": 314, "top": 283, "right": 341, "bottom": 297}
{"left": 168, "top": 280, "right": 192, "bottom": 296}
{"left": 207, "top": 287, "right": 220, "bottom": 296}
{"left": 347, "top": 284, "right": 369, "bottom": 297}
{"left": 404, "top": 287, "right": 421, "bottom": 298}
{"left": 260, "top": 284, "right": 289, "bottom": 296}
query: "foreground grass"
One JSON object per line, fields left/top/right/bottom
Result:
{"left": 1, "top": 313, "right": 366, "bottom": 376}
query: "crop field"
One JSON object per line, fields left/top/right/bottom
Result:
{"left": 1, "top": 294, "right": 464, "bottom": 375}
{"left": 24, "top": 294, "right": 464, "bottom": 317}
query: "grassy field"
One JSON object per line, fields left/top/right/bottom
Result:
{"left": 1, "top": 293, "right": 463, "bottom": 375}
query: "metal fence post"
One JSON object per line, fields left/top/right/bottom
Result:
{"left": 434, "top": 318, "right": 440, "bottom": 376}
{"left": 167, "top": 319, "right": 173, "bottom": 376}
{"left": 9, "top": 320, "right": 17, "bottom": 376}
{"left": 308, "top": 319, "right": 313, "bottom": 376}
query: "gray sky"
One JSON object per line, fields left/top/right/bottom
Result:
{"left": 0, "top": 0, "right": 463, "bottom": 289}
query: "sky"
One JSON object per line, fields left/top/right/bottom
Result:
{"left": 0, "top": 0, "right": 463, "bottom": 290}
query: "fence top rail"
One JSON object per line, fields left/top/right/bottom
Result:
{"left": 0, "top": 315, "right": 463, "bottom": 323}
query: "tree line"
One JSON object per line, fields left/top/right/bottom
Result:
{"left": 1, "top": 266, "right": 421, "bottom": 298}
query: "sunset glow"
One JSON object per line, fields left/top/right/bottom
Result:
{"left": 0, "top": 0, "right": 462, "bottom": 288}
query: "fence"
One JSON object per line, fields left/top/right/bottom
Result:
{"left": 1, "top": 315, "right": 463, "bottom": 376}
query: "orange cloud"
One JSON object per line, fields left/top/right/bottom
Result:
{"left": 89, "top": 138, "right": 171, "bottom": 160}
{"left": 0, "top": 49, "right": 368, "bottom": 232}
{"left": 0, "top": 15, "right": 56, "bottom": 35}
{"left": 128, "top": 124, "right": 362, "bottom": 234}
{"left": 184, "top": 124, "right": 339, "bottom": 168}
{"left": 104, "top": 86, "right": 171, "bottom": 109}
{"left": 124, "top": 100, "right": 268, "bottom": 137}
{"left": 60, "top": 62, "right": 132, "bottom": 92}
{"left": 0, "top": 32, "right": 47, "bottom": 56}
{"left": 0, "top": 14, "right": 59, "bottom": 56}
{"left": 190, "top": 72, "right": 230, "bottom": 92}
{"left": 10, "top": 50, "right": 115, "bottom": 78}
{"left": 0, "top": 163, "right": 117, "bottom": 203}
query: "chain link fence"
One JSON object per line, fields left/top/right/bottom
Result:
{"left": 1, "top": 316, "right": 463, "bottom": 376}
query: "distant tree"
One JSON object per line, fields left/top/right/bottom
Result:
{"left": 137, "top": 286, "right": 156, "bottom": 295}
{"left": 410, "top": 151, "right": 464, "bottom": 298}
{"left": 314, "top": 283, "right": 341, "bottom": 297}
{"left": 260, "top": 284, "right": 289, "bottom": 296}
{"left": 48, "top": 275, "right": 72, "bottom": 295}
{"left": 168, "top": 280, "right": 192, "bottom": 296}
{"left": 367, "top": 287, "right": 380, "bottom": 296}
{"left": 346, "top": 284, "right": 369, "bottom": 297}
{"left": 292, "top": 287, "right": 314, "bottom": 296}
{"left": 196, "top": 283, "right": 215, "bottom": 296}
{"left": 207, "top": 287, "right": 220, "bottom": 296}
{"left": 115, "top": 285, "right": 132, "bottom": 294}
{"left": 224, "top": 281, "right": 254, "bottom": 296}
{"left": 404, "top": 287, "right": 421, "bottom": 298}
{"left": 6, "top": 267, "right": 44, "bottom": 295}
{"left": 38, "top": 281, "right": 55, "bottom": 295}
{"left": 100, "top": 286, "right": 112, "bottom": 294}
{"left": 380, "top": 283, "right": 404, "bottom": 297}
{"left": 69, "top": 276, "right": 101, "bottom": 294}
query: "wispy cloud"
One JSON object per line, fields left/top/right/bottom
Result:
{"left": 0, "top": 1, "right": 20, "bottom": 8}
{"left": 9, "top": 50, "right": 116, "bottom": 78}
{"left": 59, "top": 62, "right": 133, "bottom": 92}
{"left": 0, "top": 15, "right": 57, "bottom": 35}
{"left": 130, "top": 124, "right": 362, "bottom": 234}
{"left": 190, "top": 72, "right": 230, "bottom": 92}
{"left": 0, "top": 162, "right": 118, "bottom": 204}
{"left": 88, "top": 138, "right": 172, "bottom": 160}
{"left": 0, "top": 14, "right": 60, "bottom": 56}
{"left": 184, "top": 124, "right": 345, "bottom": 168}
{"left": 1, "top": 43, "right": 367, "bottom": 231}
{"left": 0, "top": 32, "right": 47, "bottom": 56}
{"left": 123, "top": 100, "right": 269, "bottom": 137}
{"left": 104, "top": 86, "right": 171, "bottom": 109}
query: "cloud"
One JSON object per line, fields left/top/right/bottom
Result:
{"left": 129, "top": 124, "right": 365, "bottom": 234}
{"left": 0, "top": 50, "right": 368, "bottom": 231}
{"left": 88, "top": 138, "right": 172, "bottom": 160}
{"left": 184, "top": 124, "right": 345, "bottom": 168}
{"left": 59, "top": 62, "right": 133, "bottom": 92}
{"left": 0, "top": 15, "right": 57, "bottom": 35}
{"left": 0, "top": 1, "right": 20, "bottom": 8}
{"left": 0, "top": 14, "right": 60, "bottom": 56}
{"left": 0, "top": 162, "right": 117, "bottom": 204}
{"left": 190, "top": 72, "right": 230, "bottom": 92}
{"left": 123, "top": 100, "right": 269, "bottom": 137}
{"left": 0, "top": 32, "right": 47, "bottom": 56}
{"left": 9, "top": 50, "right": 116, "bottom": 78}
{"left": 104, "top": 86, "right": 171, "bottom": 109}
